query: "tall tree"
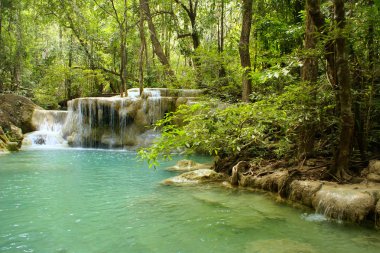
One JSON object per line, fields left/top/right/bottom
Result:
{"left": 140, "top": 0, "right": 174, "bottom": 77}
{"left": 138, "top": 0, "right": 146, "bottom": 95}
{"left": 333, "top": 0, "right": 354, "bottom": 180}
{"left": 174, "top": 0, "right": 200, "bottom": 51}
{"left": 298, "top": 0, "right": 318, "bottom": 160}
{"left": 239, "top": 0, "right": 253, "bottom": 102}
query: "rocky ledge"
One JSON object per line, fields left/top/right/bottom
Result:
{"left": 164, "top": 159, "right": 380, "bottom": 228}
{"left": 0, "top": 94, "right": 41, "bottom": 152}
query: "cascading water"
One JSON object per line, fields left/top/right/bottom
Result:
{"left": 23, "top": 88, "right": 202, "bottom": 149}
{"left": 23, "top": 109, "right": 68, "bottom": 148}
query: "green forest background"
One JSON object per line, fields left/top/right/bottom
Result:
{"left": 0, "top": 0, "right": 379, "bottom": 179}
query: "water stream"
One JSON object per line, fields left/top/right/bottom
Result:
{"left": 1, "top": 150, "right": 379, "bottom": 253}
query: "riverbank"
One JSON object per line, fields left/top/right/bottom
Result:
{"left": 163, "top": 159, "right": 380, "bottom": 228}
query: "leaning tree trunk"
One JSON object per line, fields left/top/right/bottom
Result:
{"left": 239, "top": 0, "right": 253, "bottom": 102}
{"left": 298, "top": 0, "right": 319, "bottom": 160}
{"left": 333, "top": 0, "right": 354, "bottom": 180}
{"left": 140, "top": 0, "right": 174, "bottom": 78}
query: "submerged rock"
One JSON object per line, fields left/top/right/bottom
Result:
{"left": 245, "top": 239, "right": 317, "bottom": 253}
{"left": 165, "top": 159, "right": 212, "bottom": 172}
{"left": 162, "top": 169, "right": 226, "bottom": 185}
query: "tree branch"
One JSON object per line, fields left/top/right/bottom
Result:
{"left": 173, "top": 0, "right": 192, "bottom": 18}
{"left": 177, "top": 33, "right": 192, "bottom": 39}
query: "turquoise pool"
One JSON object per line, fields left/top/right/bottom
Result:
{"left": 0, "top": 150, "right": 379, "bottom": 253}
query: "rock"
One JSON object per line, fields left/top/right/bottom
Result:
{"left": 6, "top": 141, "right": 19, "bottom": 151}
{"left": 367, "top": 173, "right": 380, "bottom": 183}
{"left": 369, "top": 160, "right": 380, "bottom": 174}
{"left": 239, "top": 170, "right": 289, "bottom": 193}
{"left": 230, "top": 161, "right": 250, "bottom": 186}
{"left": 0, "top": 94, "right": 41, "bottom": 133}
{"left": 376, "top": 200, "right": 380, "bottom": 229}
{"left": 165, "top": 159, "right": 212, "bottom": 172}
{"left": 312, "top": 184, "right": 375, "bottom": 223}
{"left": 289, "top": 180, "right": 323, "bottom": 207}
{"left": 245, "top": 239, "right": 317, "bottom": 253}
{"left": 363, "top": 160, "right": 380, "bottom": 183}
{"left": 175, "top": 97, "right": 189, "bottom": 108}
{"left": 161, "top": 169, "right": 226, "bottom": 185}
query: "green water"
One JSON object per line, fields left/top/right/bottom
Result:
{"left": 0, "top": 150, "right": 379, "bottom": 253}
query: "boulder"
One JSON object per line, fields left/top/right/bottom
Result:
{"left": 289, "top": 180, "right": 323, "bottom": 207}
{"left": 0, "top": 94, "right": 41, "bottom": 133}
{"left": 376, "top": 200, "right": 380, "bottom": 229}
{"left": 312, "top": 184, "right": 376, "bottom": 223}
{"left": 165, "top": 159, "right": 212, "bottom": 172}
{"left": 239, "top": 170, "right": 289, "bottom": 193}
{"left": 6, "top": 142, "right": 19, "bottom": 151}
{"left": 161, "top": 169, "right": 226, "bottom": 185}
{"left": 369, "top": 160, "right": 380, "bottom": 174}
{"left": 366, "top": 160, "right": 380, "bottom": 183}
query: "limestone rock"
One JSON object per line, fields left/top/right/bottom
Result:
{"left": 239, "top": 170, "right": 289, "bottom": 193}
{"left": 289, "top": 180, "right": 322, "bottom": 207}
{"left": 369, "top": 160, "right": 380, "bottom": 175}
{"left": 245, "top": 239, "right": 317, "bottom": 253}
{"left": 376, "top": 200, "right": 380, "bottom": 229}
{"left": 166, "top": 159, "right": 212, "bottom": 172}
{"left": 367, "top": 173, "right": 380, "bottom": 183}
{"left": 162, "top": 169, "right": 226, "bottom": 185}
{"left": 6, "top": 141, "right": 19, "bottom": 151}
{"left": 312, "top": 184, "right": 376, "bottom": 223}
{"left": 0, "top": 94, "right": 41, "bottom": 133}
{"left": 230, "top": 161, "right": 250, "bottom": 186}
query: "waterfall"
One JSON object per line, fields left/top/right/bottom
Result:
{"left": 22, "top": 110, "right": 68, "bottom": 148}
{"left": 23, "top": 88, "right": 202, "bottom": 149}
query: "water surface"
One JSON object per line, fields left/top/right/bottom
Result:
{"left": 0, "top": 150, "right": 379, "bottom": 253}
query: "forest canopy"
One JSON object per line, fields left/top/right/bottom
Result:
{"left": 0, "top": 0, "right": 379, "bottom": 180}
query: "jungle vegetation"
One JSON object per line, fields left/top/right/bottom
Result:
{"left": 0, "top": 0, "right": 379, "bottom": 180}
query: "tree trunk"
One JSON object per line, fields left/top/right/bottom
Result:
{"left": 239, "top": 0, "right": 253, "bottom": 102}
{"left": 218, "top": 0, "right": 226, "bottom": 79}
{"left": 0, "top": 0, "right": 3, "bottom": 46}
{"left": 333, "top": 0, "right": 354, "bottom": 180}
{"left": 298, "top": 0, "right": 318, "bottom": 160}
{"left": 174, "top": 0, "right": 200, "bottom": 51}
{"left": 361, "top": 0, "right": 375, "bottom": 161}
{"left": 12, "top": 3, "right": 23, "bottom": 91}
{"left": 65, "top": 34, "right": 73, "bottom": 100}
{"left": 138, "top": 1, "right": 146, "bottom": 96}
{"left": 120, "top": 37, "right": 126, "bottom": 97}
{"left": 0, "top": 1, "right": 3, "bottom": 92}
{"left": 140, "top": 0, "right": 174, "bottom": 77}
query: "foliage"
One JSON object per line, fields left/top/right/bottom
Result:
{"left": 139, "top": 78, "right": 336, "bottom": 167}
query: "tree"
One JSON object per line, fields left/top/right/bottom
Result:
{"left": 298, "top": 0, "right": 318, "bottom": 160}
{"left": 333, "top": 0, "right": 354, "bottom": 180}
{"left": 239, "top": 0, "right": 253, "bottom": 102}
{"left": 140, "top": 0, "right": 174, "bottom": 77}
